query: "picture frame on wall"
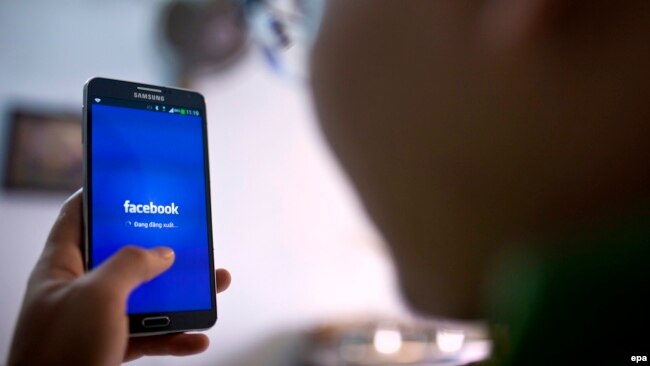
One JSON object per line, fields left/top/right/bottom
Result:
{"left": 3, "top": 106, "right": 82, "bottom": 193}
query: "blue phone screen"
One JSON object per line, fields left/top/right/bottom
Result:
{"left": 90, "top": 103, "right": 212, "bottom": 314}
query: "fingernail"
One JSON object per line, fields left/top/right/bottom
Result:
{"left": 152, "top": 247, "right": 175, "bottom": 260}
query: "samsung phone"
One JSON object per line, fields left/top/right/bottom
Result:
{"left": 82, "top": 77, "right": 216, "bottom": 335}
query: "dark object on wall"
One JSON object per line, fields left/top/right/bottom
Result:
{"left": 162, "top": 0, "right": 249, "bottom": 84}
{"left": 3, "top": 107, "right": 82, "bottom": 193}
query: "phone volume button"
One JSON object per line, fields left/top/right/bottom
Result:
{"left": 81, "top": 107, "right": 86, "bottom": 144}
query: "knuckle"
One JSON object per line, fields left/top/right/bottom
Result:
{"left": 120, "top": 245, "right": 149, "bottom": 263}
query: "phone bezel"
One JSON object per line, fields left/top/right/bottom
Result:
{"left": 82, "top": 77, "right": 217, "bottom": 336}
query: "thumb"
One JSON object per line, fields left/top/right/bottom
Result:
{"left": 89, "top": 246, "right": 175, "bottom": 299}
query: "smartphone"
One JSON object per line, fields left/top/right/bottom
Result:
{"left": 82, "top": 77, "right": 216, "bottom": 335}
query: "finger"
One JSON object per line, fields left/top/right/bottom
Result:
{"left": 216, "top": 268, "right": 231, "bottom": 293}
{"left": 89, "top": 246, "right": 175, "bottom": 299}
{"left": 124, "top": 333, "right": 209, "bottom": 362}
{"left": 34, "top": 189, "right": 84, "bottom": 281}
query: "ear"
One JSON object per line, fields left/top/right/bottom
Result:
{"left": 479, "top": 0, "right": 567, "bottom": 49}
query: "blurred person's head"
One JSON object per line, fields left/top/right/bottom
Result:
{"left": 310, "top": 1, "right": 650, "bottom": 319}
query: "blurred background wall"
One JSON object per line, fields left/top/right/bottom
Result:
{"left": 0, "top": 1, "right": 407, "bottom": 365}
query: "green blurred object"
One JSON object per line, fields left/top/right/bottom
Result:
{"left": 486, "top": 209, "right": 650, "bottom": 365}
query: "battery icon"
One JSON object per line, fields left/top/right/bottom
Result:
{"left": 180, "top": 109, "right": 186, "bottom": 115}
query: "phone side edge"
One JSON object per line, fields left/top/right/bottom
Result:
{"left": 82, "top": 80, "right": 91, "bottom": 272}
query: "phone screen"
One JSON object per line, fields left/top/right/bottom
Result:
{"left": 89, "top": 100, "right": 212, "bottom": 314}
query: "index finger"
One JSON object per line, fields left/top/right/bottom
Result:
{"left": 33, "top": 189, "right": 85, "bottom": 282}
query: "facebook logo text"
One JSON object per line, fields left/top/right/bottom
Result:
{"left": 123, "top": 200, "right": 180, "bottom": 215}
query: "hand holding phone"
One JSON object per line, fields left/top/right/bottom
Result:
{"left": 6, "top": 191, "right": 232, "bottom": 365}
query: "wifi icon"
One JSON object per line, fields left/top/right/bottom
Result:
{"left": 94, "top": 98, "right": 101, "bottom": 103}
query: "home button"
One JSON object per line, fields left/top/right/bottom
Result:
{"left": 142, "top": 316, "right": 170, "bottom": 328}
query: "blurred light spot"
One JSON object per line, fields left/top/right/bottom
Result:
{"left": 436, "top": 329, "right": 465, "bottom": 353}
{"left": 373, "top": 325, "right": 402, "bottom": 355}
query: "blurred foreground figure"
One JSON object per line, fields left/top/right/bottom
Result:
{"left": 311, "top": 0, "right": 649, "bottom": 364}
